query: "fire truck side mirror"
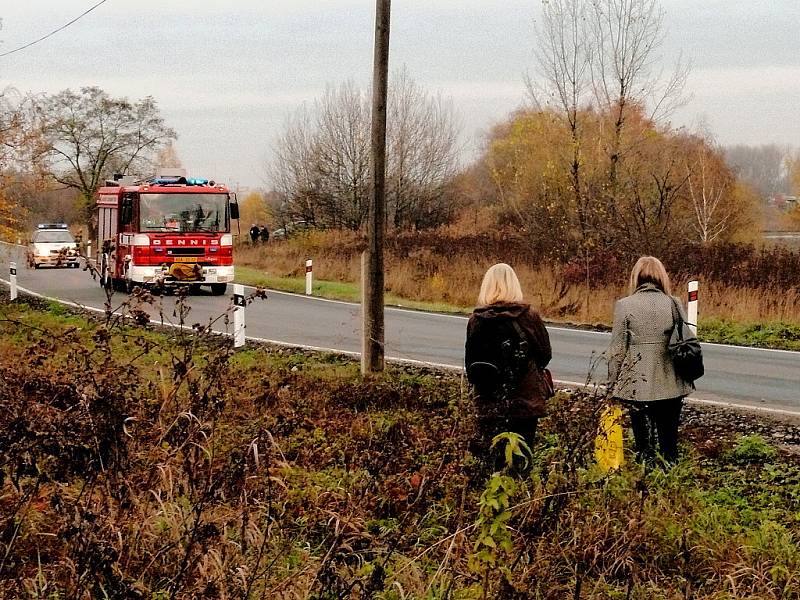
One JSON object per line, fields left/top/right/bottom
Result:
{"left": 120, "top": 196, "right": 134, "bottom": 226}
{"left": 230, "top": 202, "right": 240, "bottom": 220}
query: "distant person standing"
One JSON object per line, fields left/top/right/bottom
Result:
{"left": 249, "top": 224, "right": 260, "bottom": 244}
{"left": 608, "top": 256, "right": 695, "bottom": 465}
{"left": 259, "top": 224, "right": 270, "bottom": 243}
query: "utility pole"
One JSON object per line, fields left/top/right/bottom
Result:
{"left": 362, "top": 0, "right": 391, "bottom": 374}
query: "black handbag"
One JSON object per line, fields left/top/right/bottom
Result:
{"left": 668, "top": 297, "right": 704, "bottom": 382}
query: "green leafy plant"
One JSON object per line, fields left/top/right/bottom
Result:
{"left": 730, "top": 434, "right": 777, "bottom": 463}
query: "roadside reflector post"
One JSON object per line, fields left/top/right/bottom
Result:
{"left": 233, "top": 284, "right": 246, "bottom": 348}
{"left": 87, "top": 241, "right": 92, "bottom": 259}
{"left": 9, "top": 262, "right": 17, "bottom": 301}
{"left": 687, "top": 280, "right": 698, "bottom": 336}
{"left": 305, "top": 259, "right": 313, "bottom": 295}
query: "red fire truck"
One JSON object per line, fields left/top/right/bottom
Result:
{"left": 94, "top": 170, "right": 240, "bottom": 294}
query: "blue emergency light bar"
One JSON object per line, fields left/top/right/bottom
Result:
{"left": 146, "top": 176, "right": 211, "bottom": 186}
{"left": 149, "top": 176, "right": 184, "bottom": 185}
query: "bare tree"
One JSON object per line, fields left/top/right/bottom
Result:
{"left": 314, "top": 82, "right": 371, "bottom": 229}
{"left": 686, "top": 136, "right": 742, "bottom": 243}
{"left": 386, "top": 67, "right": 460, "bottom": 229}
{"left": 528, "top": 0, "right": 596, "bottom": 269}
{"left": 34, "top": 86, "right": 177, "bottom": 232}
{"left": 268, "top": 105, "right": 323, "bottom": 227}
{"left": 587, "top": 0, "right": 689, "bottom": 214}
{"left": 266, "top": 70, "right": 461, "bottom": 231}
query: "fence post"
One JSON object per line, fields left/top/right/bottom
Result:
{"left": 305, "top": 259, "right": 313, "bottom": 295}
{"left": 233, "top": 284, "right": 246, "bottom": 348}
{"left": 10, "top": 261, "right": 17, "bottom": 301}
{"left": 687, "top": 280, "right": 698, "bottom": 336}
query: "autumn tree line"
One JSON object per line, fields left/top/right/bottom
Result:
{"left": 2, "top": 0, "right": 800, "bottom": 256}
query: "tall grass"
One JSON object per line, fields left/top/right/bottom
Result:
{"left": 236, "top": 231, "right": 800, "bottom": 327}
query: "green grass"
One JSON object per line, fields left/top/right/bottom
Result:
{"left": 699, "top": 318, "right": 800, "bottom": 351}
{"left": 235, "top": 265, "right": 471, "bottom": 315}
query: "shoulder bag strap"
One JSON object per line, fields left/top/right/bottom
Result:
{"left": 624, "top": 315, "right": 631, "bottom": 351}
{"left": 668, "top": 296, "right": 685, "bottom": 342}
{"left": 510, "top": 320, "right": 532, "bottom": 359}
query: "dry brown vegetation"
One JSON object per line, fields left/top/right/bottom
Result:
{"left": 236, "top": 231, "right": 800, "bottom": 328}
{"left": 1, "top": 295, "right": 799, "bottom": 598}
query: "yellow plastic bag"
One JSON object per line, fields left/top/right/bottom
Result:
{"left": 595, "top": 404, "right": 624, "bottom": 472}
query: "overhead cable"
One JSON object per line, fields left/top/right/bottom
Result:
{"left": 0, "top": 0, "right": 111, "bottom": 58}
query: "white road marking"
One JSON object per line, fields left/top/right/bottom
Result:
{"left": 2, "top": 277, "right": 799, "bottom": 418}
{"left": 254, "top": 286, "right": 800, "bottom": 355}
{"left": 0, "top": 250, "right": 798, "bottom": 355}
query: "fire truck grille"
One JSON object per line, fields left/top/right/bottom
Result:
{"left": 166, "top": 248, "right": 205, "bottom": 257}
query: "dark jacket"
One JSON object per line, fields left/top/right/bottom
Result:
{"left": 465, "top": 302, "right": 552, "bottom": 418}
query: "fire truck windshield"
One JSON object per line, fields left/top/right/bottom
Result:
{"left": 139, "top": 193, "right": 229, "bottom": 233}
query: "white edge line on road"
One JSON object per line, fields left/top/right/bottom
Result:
{"left": 248, "top": 286, "right": 800, "bottom": 356}
{"left": 2, "top": 277, "right": 799, "bottom": 418}
{"left": 1, "top": 241, "right": 798, "bottom": 355}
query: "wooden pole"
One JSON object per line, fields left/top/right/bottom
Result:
{"left": 362, "top": 0, "right": 391, "bottom": 374}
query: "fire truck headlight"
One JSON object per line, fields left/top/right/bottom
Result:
{"left": 220, "top": 234, "right": 233, "bottom": 246}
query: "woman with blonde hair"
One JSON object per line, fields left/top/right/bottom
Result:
{"left": 608, "top": 256, "right": 695, "bottom": 464}
{"left": 465, "top": 263, "right": 552, "bottom": 456}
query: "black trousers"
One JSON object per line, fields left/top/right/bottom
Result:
{"left": 622, "top": 397, "right": 684, "bottom": 464}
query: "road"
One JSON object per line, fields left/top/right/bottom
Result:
{"left": 2, "top": 242, "right": 799, "bottom": 415}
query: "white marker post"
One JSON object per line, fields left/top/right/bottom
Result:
{"left": 305, "top": 259, "right": 313, "bottom": 295}
{"left": 9, "top": 261, "right": 17, "bottom": 301}
{"left": 687, "top": 280, "right": 698, "bottom": 336}
{"left": 233, "top": 284, "right": 246, "bottom": 348}
{"left": 86, "top": 241, "right": 92, "bottom": 259}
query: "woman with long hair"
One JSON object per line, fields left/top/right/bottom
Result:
{"left": 465, "top": 263, "right": 552, "bottom": 456}
{"left": 608, "top": 256, "right": 695, "bottom": 464}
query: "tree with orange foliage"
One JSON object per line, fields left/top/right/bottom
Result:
{"left": 238, "top": 191, "right": 270, "bottom": 229}
{"left": 0, "top": 88, "right": 29, "bottom": 241}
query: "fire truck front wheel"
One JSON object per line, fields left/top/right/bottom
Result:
{"left": 210, "top": 283, "right": 228, "bottom": 296}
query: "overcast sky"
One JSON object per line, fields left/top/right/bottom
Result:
{"left": 1, "top": 0, "right": 799, "bottom": 188}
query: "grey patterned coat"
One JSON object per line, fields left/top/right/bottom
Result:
{"left": 607, "top": 283, "right": 694, "bottom": 402}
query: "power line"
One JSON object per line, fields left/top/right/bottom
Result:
{"left": 0, "top": 0, "right": 111, "bottom": 58}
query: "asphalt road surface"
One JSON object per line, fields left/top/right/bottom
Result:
{"left": 2, "top": 242, "right": 799, "bottom": 415}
